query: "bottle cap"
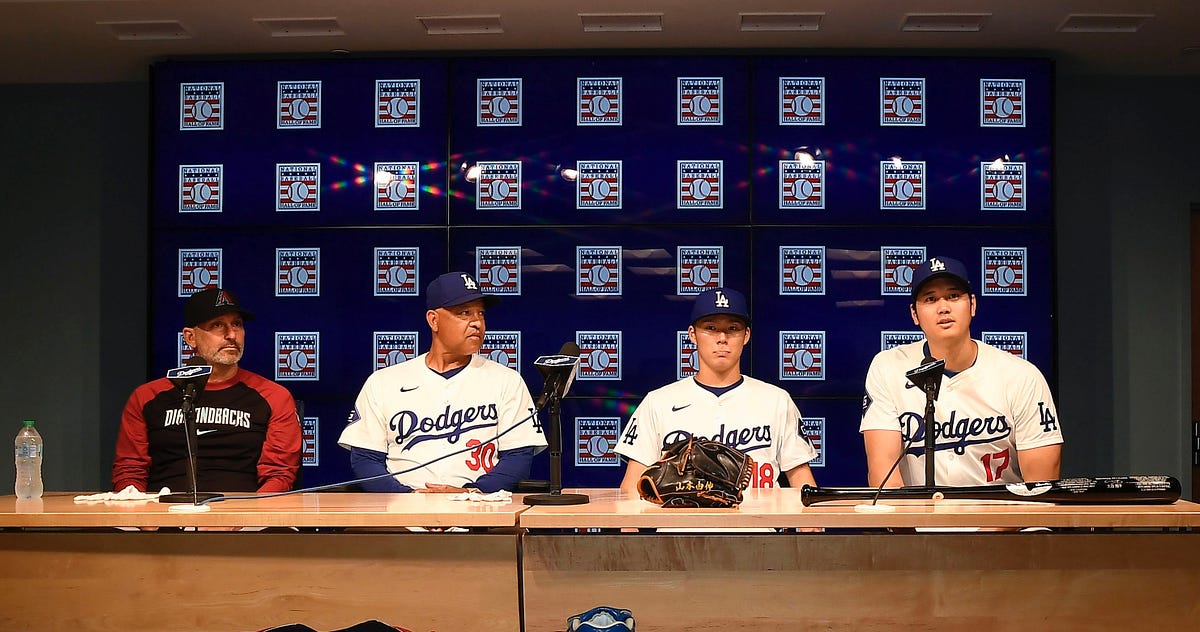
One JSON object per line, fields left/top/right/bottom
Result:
{"left": 22, "top": 420, "right": 35, "bottom": 426}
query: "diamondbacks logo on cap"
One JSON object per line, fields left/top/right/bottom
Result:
{"left": 880, "top": 78, "right": 925, "bottom": 126}
{"left": 578, "top": 78, "right": 622, "bottom": 126}
{"left": 801, "top": 417, "right": 826, "bottom": 467}
{"left": 981, "top": 79, "right": 1025, "bottom": 127}
{"left": 678, "top": 77, "right": 723, "bottom": 125}
{"left": 476, "top": 246, "right": 521, "bottom": 295}
{"left": 576, "top": 160, "right": 622, "bottom": 209}
{"left": 577, "top": 331, "right": 622, "bottom": 380}
{"left": 780, "top": 331, "right": 826, "bottom": 381}
{"left": 982, "top": 331, "right": 1028, "bottom": 358}
{"left": 478, "top": 78, "right": 522, "bottom": 126}
{"left": 880, "top": 246, "right": 926, "bottom": 296}
{"left": 677, "top": 331, "right": 699, "bottom": 379}
{"left": 479, "top": 331, "right": 520, "bottom": 370}
{"left": 276, "top": 163, "right": 320, "bottom": 211}
{"left": 881, "top": 331, "right": 925, "bottom": 350}
{"left": 780, "top": 77, "right": 825, "bottom": 125}
{"left": 276, "top": 332, "right": 319, "bottom": 381}
{"left": 178, "top": 248, "right": 222, "bottom": 297}
{"left": 374, "top": 331, "right": 419, "bottom": 370}
{"left": 677, "top": 160, "right": 723, "bottom": 208}
{"left": 179, "top": 165, "right": 223, "bottom": 213}
{"left": 376, "top": 79, "right": 421, "bottom": 127}
{"left": 577, "top": 246, "right": 622, "bottom": 296}
{"left": 576, "top": 417, "right": 621, "bottom": 467}
{"left": 179, "top": 82, "right": 223, "bottom": 130}
{"left": 277, "top": 81, "right": 321, "bottom": 129}
{"left": 476, "top": 161, "right": 521, "bottom": 210}
{"left": 275, "top": 248, "right": 320, "bottom": 297}
{"left": 880, "top": 160, "right": 926, "bottom": 210}
{"left": 373, "top": 247, "right": 419, "bottom": 296}
{"left": 981, "top": 247, "right": 1027, "bottom": 296}
{"left": 981, "top": 161, "right": 1027, "bottom": 211}
{"left": 374, "top": 162, "right": 420, "bottom": 211}
{"left": 780, "top": 246, "right": 826, "bottom": 295}
{"left": 177, "top": 333, "right": 195, "bottom": 366}
{"left": 677, "top": 246, "right": 723, "bottom": 295}
{"left": 779, "top": 160, "right": 825, "bottom": 209}
{"left": 301, "top": 416, "right": 319, "bottom": 466}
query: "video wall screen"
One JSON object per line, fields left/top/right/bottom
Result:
{"left": 153, "top": 54, "right": 1053, "bottom": 488}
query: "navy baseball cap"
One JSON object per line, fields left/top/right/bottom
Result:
{"left": 690, "top": 287, "right": 751, "bottom": 324}
{"left": 910, "top": 256, "right": 972, "bottom": 299}
{"left": 425, "top": 271, "right": 500, "bottom": 310}
{"left": 184, "top": 288, "right": 254, "bottom": 327}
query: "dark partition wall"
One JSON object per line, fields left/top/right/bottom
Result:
{"left": 152, "top": 55, "right": 1053, "bottom": 488}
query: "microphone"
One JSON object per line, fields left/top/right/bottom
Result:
{"left": 161, "top": 356, "right": 222, "bottom": 507}
{"left": 533, "top": 342, "right": 581, "bottom": 410}
{"left": 525, "top": 342, "right": 589, "bottom": 506}
{"left": 905, "top": 355, "right": 945, "bottom": 400}
{"left": 167, "top": 356, "right": 213, "bottom": 412}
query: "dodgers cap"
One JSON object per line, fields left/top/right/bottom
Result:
{"left": 910, "top": 256, "right": 972, "bottom": 299}
{"left": 426, "top": 271, "right": 500, "bottom": 310}
{"left": 184, "top": 288, "right": 255, "bottom": 327}
{"left": 690, "top": 287, "right": 751, "bottom": 324}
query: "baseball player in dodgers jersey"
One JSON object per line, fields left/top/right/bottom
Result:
{"left": 339, "top": 272, "right": 546, "bottom": 492}
{"left": 860, "top": 256, "right": 1063, "bottom": 487}
{"left": 617, "top": 288, "right": 818, "bottom": 491}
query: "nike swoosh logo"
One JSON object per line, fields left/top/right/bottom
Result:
{"left": 671, "top": 404, "right": 692, "bottom": 412}
{"left": 196, "top": 429, "right": 219, "bottom": 436}
{"left": 400, "top": 386, "right": 419, "bottom": 392}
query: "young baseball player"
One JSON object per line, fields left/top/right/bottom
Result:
{"left": 339, "top": 271, "right": 546, "bottom": 492}
{"left": 860, "top": 255, "right": 1063, "bottom": 487}
{"left": 616, "top": 287, "right": 818, "bottom": 492}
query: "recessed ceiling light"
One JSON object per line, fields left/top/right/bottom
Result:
{"left": 418, "top": 15, "right": 503, "bottom": 35}
{"left": 253, "top": 17, "right": 345, "bottom": 38}
{"left": 98, "top": 20, "right": 191, "bottom": 41}
{"left": 739, "top": 13, "right": 823, "bottom": 32}
{"left": 901, "top": 14, "right": 990, "bottom": 32}
{"left": 579, "top": 13, "right": 663, "bottom": 33}
{"left": 1058, "top": 14, "right": 1152, "bottom": 33}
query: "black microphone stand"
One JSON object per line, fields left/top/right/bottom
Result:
{"left": 921, "top": 379, "right": 938, "bottom": 488}
{"left": 523, "top": 394, "right": 589, "bottom": 506}
{"left": 160, "top": 385, "right": 223, "bottom": 504}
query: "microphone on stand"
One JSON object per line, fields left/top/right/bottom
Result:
{"left": 160, "top": 357, "right": 224, "bottom": 506}
{"left": 524, "top": 343, "right": 590, "bottom": 506}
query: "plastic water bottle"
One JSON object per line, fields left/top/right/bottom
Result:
{"left": 14, "top": 420, "right": 43, "bottom": 499}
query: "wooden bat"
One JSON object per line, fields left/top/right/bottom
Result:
{"left": 799, "top": 476, "right": 1181, "bottom": 506}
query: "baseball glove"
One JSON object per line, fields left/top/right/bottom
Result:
{"left": 636, "top": 437, "right": 755, "bottom": 508}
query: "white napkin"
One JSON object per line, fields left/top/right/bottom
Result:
{"left": 446, "top": 489, "right": 513, "bottom": 502}
{"left": 73, "top": 485, "right": 170, "bottom": 503}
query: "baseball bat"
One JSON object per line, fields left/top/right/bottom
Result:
{"left": 799, "top": 475, "right": 1181, "bottom": 507}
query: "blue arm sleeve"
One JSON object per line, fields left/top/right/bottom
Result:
{"left": 467, "top": 447, "right": 535, "bottom": 493}
{"left": 349, "top": 447, "right": 413, "bottom": 493}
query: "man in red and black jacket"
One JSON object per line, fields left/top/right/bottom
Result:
{"left": 112, "top": 288, "right": 301, "bottom": 493}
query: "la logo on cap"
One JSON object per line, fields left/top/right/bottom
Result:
{"left": 214, "top": 290, "right": 235, "bottom": 306}
{"left": 460, "top": 274, "right": 478, "bottom": 290}
{"left": 930, "top": 258, "right": 946, "bottom": 272}
{"left": 714, "top": 291, "right": 730, "bottom": 308}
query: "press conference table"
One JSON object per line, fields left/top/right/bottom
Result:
{"left": 1, "top": 489, "right": 1198, "bottom": 631}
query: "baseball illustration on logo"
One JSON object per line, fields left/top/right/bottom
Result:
{"left": 677, "top": 160, "right": 723, "bottom": 209}
{"left": 374, "top": 162, "right": 420, "bottom": 211}
{"left": 981, "top": 78, "right": 1025, "bottom": 127}
{"left": 780, "top": 331, "right": 826, "bottom": 381}
{"left": 880, "top": 160, "right": 926, "bottom": 210}
{"left": 576, "top": 331, "right": 622, "bottom": 380}
{"left": 179, "top": 165, "right": 223, "bottom": 213}
{"left": 780, "top": 76, "right": 825, "bottom": 125}
{"left": 480, "top": 331, "right": 520, "bottom": 370}
{"left": 374, "top": 332, "right": 418, "bottom": 370}
{"left": 578, "top": 78, "right": 622, "bottom": 126}
{"left": 277, "top": 80, "right": 321, "bottom": 129}
{"left": 276, "top": 163, "right": 320, "bottom": 211}
{"left": 982, "top": 247, "right": 1028, "bottom": 296}
{"left": 476, "top": 161, "right": 522, "bottom": 210}
{"left": 276, "top": 332, "right": 320, "bottom": 381}
{"left": 374, "top": 247, "right": 419, "bottom": 296}
{"left": 577, "top": 246, "right": 622, "bottom": 296}
{"left": 376, "top": 79, "right": 420, "bottom": 127}
{"left": 677, "top": 246, "right": 723, "bottom": 295}
{"left": 275, "top": 248, "right": 320, "bottom": 297}
{"left": 780, "top": 246, "right": 826, "bottom": 295}
{"left": 880, "top": 246, "right": 926, "bottom": 296}
{"left": 677, "top": 331, "right": 699, "bottom": 379}
{"left": 576, "top": 160, "right": 622, "bottom": 209}
{"left": 178, "top": 248, "right": 222, "bottom": 297}
{"left": 475, "top": 246, "right": 521, "bottom": 295}
{"left": 802, "top": 417, "right": 826, "bottom": 467}
{"left": 478, "top": 78, "right": 522, "bottom": 126}
{"left": 880, "top": 77, "right": 926, "bottom": 126}
{"left": 576, "top": 417, "right": 620, "bottom": 466}
{"left": 678, "top": 77, "right": 723, "bottom": 125}
{"left": 179, "top": 82, "right": 223, "bottom": 130}
{"left": 981, "top": 161, "right": 1026, "bottom": 211}
{"left": 779, "top": 160, "right": 825, "bottom": 209}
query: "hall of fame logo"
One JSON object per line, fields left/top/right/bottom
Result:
{"left": 677, "top": 331, "right": 698, "bottom": 379}
{"left": 801, "top": 417, "right": 825, "bottom": 467}
{"left": 476, "top": 161, "right": 521, "bottom": 210}
{"left": 576, "top": 417, "right": 621, "bottom": 467}
{"left": 779, "top": 160, "right": 825, "bottom": 209}
{"left": 982, "top": 331, "right": 1028, "bottom": 358}
{"left": 178, "top": 248, "right": 222, "bottom": 297}
{"left": 276, "top": 163, "right": 320, "bottom": 211}
{"left": 177, "top": 333, "right": 195, "bottom": 366}
{"left": 880, "top": 78, "right": 925, "bottom": 126}
{"left": 478, "top": 78, "right": 522, "bottom": 126}
{"left": 374, "top": 162, "right": 420, "bottom": 211}
{"left": 577, "top": 331, "right": 622, "bottom": 380}
{"left": 880, "top": 246, "right": 926, "bottom": 296}
{"left": 577, "top": 246, "right": 622, "bottom": 296}
{"left": 376, "top": 79, "right": 420, "bottom": 127}
{"left": 780, "top": 246, "right": 825, "bottom": 295}
{"left": 179, "top": 82, "right": 223, "bottom": 130}
{"left": 374, "top": 247, "right": 419, "bottom": 296}
{"left": 779, "top": 77, "right": 825, "bottom": 125}
{"left": 880, "top": 160, "right": 926, "bottom": 210}
{"left": 981, "top": 247, "right": 1027, "bottom": 296}
{"left": 677, "top": 160, "right": 723, "bottom": 208}
{"left": 779, "top": 331, "right": 826, "bottom": 381}
{"left": 981, "top": 161, "right": 1026, "bottom": 211}
{"left": 476, "top": 246, "right": 521, "bottom": 295}
{"left": 881, "top": 331, "right": 924, "bottom": 351}
{"left": 179, "top": 165, "right": 223, "bottom": 213}
{"left": 277, "top": 81, "right": 321, "bottom": 129}
{"left": 276, "top": 332, "right": 320, "bottom": 381}
{"left": 981, "top": 79, "right": 1025, "bottom": 127}
{"left": 275, "top": 248, "right": 320, "bottom": 296}
{"left": 374, "top": 331, "right": 419, "bottom": 371}
{"left": 480, "top": 331, "right": 520, "bottom": 370}
{"left": 301, "top": 416, "right": 319, "bottom": 467}
{"left": 578, "top": 78, "right": 622, "bottom": 126}
{"left": 576, "top": 160, "right": 622, "bottom": 209}
{"left": 678, "top": 77, "right": 723, "bottom": 125}
{"left": 677, "top": 246, "right": 723, "bottom": 295}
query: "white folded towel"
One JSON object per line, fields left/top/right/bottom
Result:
{"left": 73, "top": 485, "right": 170, "bottom": 503}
